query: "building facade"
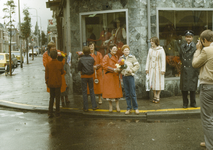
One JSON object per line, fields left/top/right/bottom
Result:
{"left": 46, "top": 0, "right": 213, "bottom": 98}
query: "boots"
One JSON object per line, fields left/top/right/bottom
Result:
{"left": 116, "top": 100, "right": 120, "bottom": 112}
{"left": 109, "top": 101, "right": 113, "bottom": 112}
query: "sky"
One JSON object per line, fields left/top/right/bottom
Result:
{"left": 0, "top": 0, "right": 53, "bottom": 33}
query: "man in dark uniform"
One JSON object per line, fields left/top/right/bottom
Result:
{"left": 179, "top": 30, "right": 199, "bottom": 108}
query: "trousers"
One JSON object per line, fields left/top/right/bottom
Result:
{"left": 200, "top": 84, "right": 213, "bottom": 150}
{"left": 181, "top": 91, "right": 196, "bottom": 106}
{"left": 49, "top": 87, "right": 61, "bottom": 115}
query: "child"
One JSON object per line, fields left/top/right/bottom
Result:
{"left": 45, "top": 50, "right": 64, "bottom": 118}
{"left": 78, "top": 46, "right": 98, "bottom": 112}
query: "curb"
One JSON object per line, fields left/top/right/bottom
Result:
{"left": 0, "top": 100, "right": 201, "bottom": 119}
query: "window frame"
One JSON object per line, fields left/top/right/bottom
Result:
{"left": 79, "top": 9, "right": 129, "bottom": 51}
{"left": 156, "top": 8, "right": 213, "bottom": 79}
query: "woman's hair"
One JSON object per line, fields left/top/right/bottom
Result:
{"left": 88, "top": 42, "right": 95, "bottom": 47}
{"left": 50, "top": 50, "right": 57, "bottom": 59}
{"left": 200, "top": 30, "right": 213, "bottom": 42}
{"left": 150, "top": 37, "right": 160, "bottom": 46}
{"left": 121, "top": 45, "right": 130, "bottom": 51}
{"left": 109, "top": 44, "right": 117, "bottom": 51}
{"left": 83, "top": 46, "right": 90, "bottom": 55}
{"left": 47, "top": 42, "right": 56, "bottom": 49}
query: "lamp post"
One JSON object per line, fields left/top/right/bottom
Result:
{"left": 18, "top": 0, "right": 23, "bottom": 68}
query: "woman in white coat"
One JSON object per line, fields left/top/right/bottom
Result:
{"left": 145, "top": 37, "right": 166, "bottom": 103}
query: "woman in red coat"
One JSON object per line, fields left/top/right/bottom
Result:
{"left": 102, "top": 44, "right": 123, "bottom": 112}
{"left": 87, "top": 42, "right": 103, "bottom": 104}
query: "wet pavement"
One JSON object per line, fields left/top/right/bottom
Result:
{"left": 0, "top": 107, "right": 206, "bottom": 150}
{"left": 0, "top": 55, "right": 201, "bottom": 118}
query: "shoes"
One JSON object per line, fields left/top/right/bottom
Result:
{"left": 116, "top": 107, "right": 120, "bottom": 113}
{"left": 93, "top": 107, "right": 98, "bottom": 110}
{"left": 200, "top": 142, "right": 205, "bottom": 147}
{"left": 83, "top": 109, "right": 88, "bottom": 112}
{"left": 125, "top": 110, "right": 131, "bottom": 115}
{"left": 155, "top": 98, "right": 160, "bottom": 104}
{"left": 135, "top": 109, "right": 139, "bottom": 115}
{"left": 152, "top": 97, "right": 157, "bottom": 103}
{"left": 98, "top": 101, "right": 102, "bottom": 105}
{"left": 190, "top": 104, "right": 197, "bottom": 108}
{"left": 183, "top": 105, "right": 188, "bottom": 108}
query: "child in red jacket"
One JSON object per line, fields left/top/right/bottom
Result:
{"left": 45, "top": 50, "right": 64, "bottom": 118}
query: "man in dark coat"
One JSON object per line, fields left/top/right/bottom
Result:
{"left": 179, "top": 30, "right": 199, "bottom": 108}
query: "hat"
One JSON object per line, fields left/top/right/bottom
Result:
{"left": 184, "top": 30, "right": 194, "bottom": 36}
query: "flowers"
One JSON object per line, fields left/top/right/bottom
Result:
{"left": 115, "top": 59, "right": 127, "bottom": 69}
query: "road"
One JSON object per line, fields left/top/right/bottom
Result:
{"left": 0, "top": 107, "right": 205, "bottom": 150}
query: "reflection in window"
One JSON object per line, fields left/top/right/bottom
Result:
{"left": 81, "top": 12, "right": 127, "bottom": 58}
{"left": 159, "top": 10, "right": 213, "bottom": 77}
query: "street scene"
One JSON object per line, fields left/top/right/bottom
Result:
{"left": 1, "top": 0, "right": 213, "bottom": 150}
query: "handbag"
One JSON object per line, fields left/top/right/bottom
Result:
{"left": 94, "top": 70, "right": 99, "bottom": 84}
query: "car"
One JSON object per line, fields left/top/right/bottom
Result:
{"left": 0, "top": 53, "right": 16, "bottom": 73}
{"left": 29, "top": 49, "right": 38, "bottom": 57}
{"left": 11, "top": 51, "right": 24, "bottom": 63}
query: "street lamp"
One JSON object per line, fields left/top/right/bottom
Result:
{"left": 18, "top": 0, "right": 23, "bottom": 68}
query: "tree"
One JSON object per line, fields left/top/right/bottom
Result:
{"left": 41, "top": 31, "right": 47, "bottom": 45}
{"left": 21, "top": 8, "right": 31, "bottom": 64}
{"left": 3, "top": 0, "right": 16, "bottom": 76}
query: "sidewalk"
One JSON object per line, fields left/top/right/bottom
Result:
{"left": 0, "top": 55, "right": 201, "bottom": 118}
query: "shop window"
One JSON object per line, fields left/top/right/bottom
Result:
{"left": 80, "top": 10, "right": 128, "bottom": 57}
{"left": 158, "top": 10, "right": 213, "bottom": 78}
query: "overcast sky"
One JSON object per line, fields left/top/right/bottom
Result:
{"left": 0, "top": 0, "right": 52, "bottom": 33}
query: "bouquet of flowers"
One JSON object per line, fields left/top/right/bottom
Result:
{"left": 115, "top": 58, "right": 127, "bottom": 70}
{"left": 57, "top": 52, "right": 65, "bottom": 61}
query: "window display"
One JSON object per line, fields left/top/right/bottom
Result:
{"left": 81, "top": 11, "right": 127, "bottom": 57}
{"left": 158, "top": 10, "right": 213, "bottom": 77}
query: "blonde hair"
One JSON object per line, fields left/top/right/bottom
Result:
{"left": 47, "top": 42, "right": 56, "bottom": 49}
{"left": 121, "top": 45, "right": 130, "bottom": 51}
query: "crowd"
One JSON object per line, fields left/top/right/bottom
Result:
{"left": 43, "top": 29, "right": 213, "bottom": 150}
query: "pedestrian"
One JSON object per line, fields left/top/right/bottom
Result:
{"left": 57, "top": 52, "right": 70, "bottom": 106}
{"left": 102, "top": 44, "right": 123, "bottom": 112}
{"left": 179, "top": 30, "right": 199, "bottom": 108}
{"left": 45, "top": 50, "right": 64, "bottom": 118}
{"left": 192, "top": 29, "right": 213, "bottom": 150}
{"left": 88, "top": 42, "right": 103, "bottom": 104}
{"left": 78, "top": 46, "right": 98, "bottom": 112}
{"left": 120, "top": 45, "right": 140, "bottom": 115}
{"left": 145, "top": 37, "right": 166, "bottom": 103}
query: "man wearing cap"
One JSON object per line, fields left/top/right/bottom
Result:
{"left": 179, "top": 30, "right": 199, "bottom": 108}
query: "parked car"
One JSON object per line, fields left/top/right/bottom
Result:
{"left": 29, "top": 49, "right": 38, "bottom": 57}
{"left": 0, "top": 53, "right": 16, "bottom": 73}
{"left": 12, "top": 51, "right": 24, "bottom": 63}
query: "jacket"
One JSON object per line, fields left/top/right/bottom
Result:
{"left": 120, "top": 54, "right": 140, "bottom": 76}
{"left": 78, "top": 55, "right": 95, "bottom": 75}
{"left": 45, "top": 59, "right": 64, "bottom": 88}
{"left": 179, "top": 42, "right": 199, "bottom": 91}
{"left": 192, "top": 43, "right": 213, "bottom": 84}
{"left": 102, "top": 53, "right": 123, "bottom": 98}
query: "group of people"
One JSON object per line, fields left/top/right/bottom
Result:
{"left": 43, "top": 29, "right": 213, "bottom": 149}
{"left": 78, "top": 42, "right": 140, "bottom": 115}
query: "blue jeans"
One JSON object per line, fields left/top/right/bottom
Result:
{"left": 123, "top": 75, "right": 138, "bottom": 110}
{"left": 81, "top": 78, "right": 97, "bottom": 110}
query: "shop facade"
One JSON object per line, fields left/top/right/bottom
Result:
{"left": 46, "top": 0, "right": 213, "bottom": 98}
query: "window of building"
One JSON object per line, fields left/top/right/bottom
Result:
{"left": 157, "top": 9, "right": 213, "bottom": 78}
{"left": 80, "top": 9, "right": 128, "bottom": 57}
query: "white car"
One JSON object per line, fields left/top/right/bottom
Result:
{"left": 29, "top": 49, "right": 38, "bottom": 57}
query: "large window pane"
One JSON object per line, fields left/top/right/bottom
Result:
{"left": 81, "top": 11, "right": 127, "bottom": 57}
{"left": 159, "top": 10, "right": 213, "bottom": 77}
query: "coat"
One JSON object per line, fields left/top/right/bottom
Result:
{"left": 45, "top": 59, "right": 64, "bottom": 88}
{"left": 87, "top": 51, "right": 103, "bottom": 95}
{"left": 43, "top": 50, "right": 66, "bottom": 93}
{"left": 102, "top": 53, "right": 123, "bottom": 98}
{"left": 145, "top": 46, "right": 166, "bottom": 90}
{"left": 180, "top": 42, "right": 199, "bottom": 91}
